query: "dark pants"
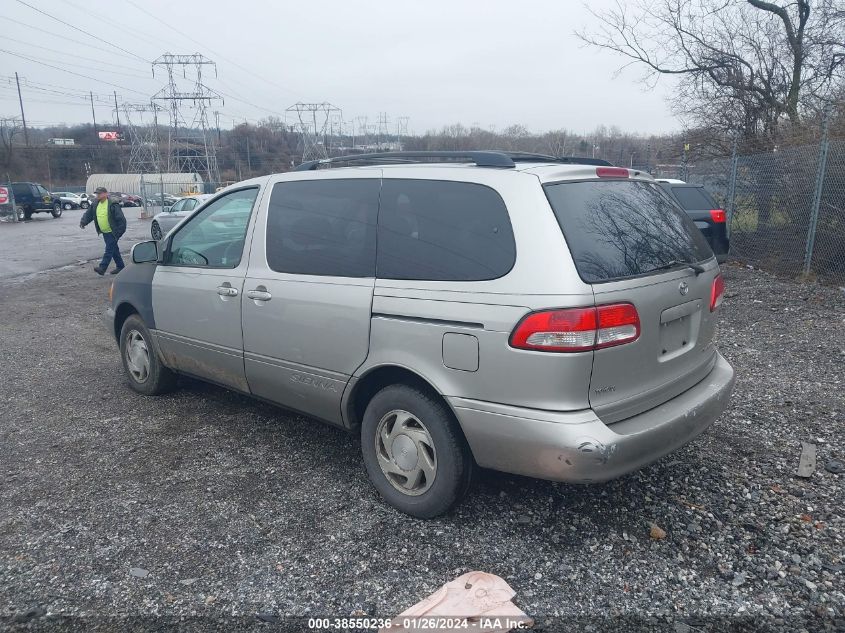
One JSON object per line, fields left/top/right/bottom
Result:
{"left": 99, "top": 232, "right": 124, "bottom": 270}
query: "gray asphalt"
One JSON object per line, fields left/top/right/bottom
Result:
{"left": 0, "top": 261, "right": 843, "bottom": 632}
{"left": 0, "top": 207, "right": 152, "bottom": 279}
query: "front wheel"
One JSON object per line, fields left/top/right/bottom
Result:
{"left": 361, "top": 384, "right": 473, "bottom": 518}
{"left": 63, "top": 202, "right": 73, "bottom": 210}
{"left": 81, "top": 201, "right": 90, "bottom": 209}
{"left": 52, "top": 203, "right": 62, "bottom": 218}
{"left": 119, "top": 314, "right": 177, "bottom": 395}
{"left": 151, "top": 221, "right": 163, "bottom": 241}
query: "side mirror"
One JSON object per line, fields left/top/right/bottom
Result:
{"left": 131, "top": 240, "right": 158, "bottom": 264}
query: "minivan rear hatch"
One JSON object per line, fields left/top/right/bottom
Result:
{"left": 544, "top": 177, "right": 720, "bottom": 424}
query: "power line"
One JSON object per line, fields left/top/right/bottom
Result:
{"left": 14, "top": 0, "right": 150, "bottom": 63}
{"left": 0, "top": 48, "right": 152, "bottom": 80}
{"left": 2, "top": 35, "right": 150, "bottom": 74}
{"left": 125, "top": 0, "right": 298, "bottom": 97}
{"left": 0, "top": 15, "right": 149, "bottom": 64}
{"left": 0, "top": 49, "right": 150, "bottom": 96}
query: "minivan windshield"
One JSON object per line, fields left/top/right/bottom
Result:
{"left": 544, "top": 179, "right": 712, "bottom": 283}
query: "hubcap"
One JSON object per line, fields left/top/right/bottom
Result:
{"left": 375, "top": 409, "right": 436, "bottom": 496}
{"left": 125, "top": 330, "right": 151, "bottom": 383}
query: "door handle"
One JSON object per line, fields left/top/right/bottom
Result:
{"left": 246, "top": 288, "right": 272, "bottom": 302}
{"left": 217, "top": 285, "right": 239, "bottom": 297}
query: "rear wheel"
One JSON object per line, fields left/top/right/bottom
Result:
{"left": 52, "top": 203, "right": 62, "bottom": 218}
{"left": 23, "top": 207, "right": 32, "bottom": 221}
{"left": 361, "top": 384, "right": 473, "bottom": 518}
{"left": 15, "top": 206, "right": 25, "bottom": 221}
{"left": 81, "top": 201, "right": 90, "bottom": 209}
{"left": 151, "top": 221, "right": 163, "bottom": 241}
{"left": 63, "top": 202, "right": 73, "bottom": 210}
{"left": 119, "top": 314, "right": 177, "bottom": 395}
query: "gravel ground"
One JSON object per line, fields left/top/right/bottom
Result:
{"left": 0, "top": 262, "right": 843, "bottom": 632}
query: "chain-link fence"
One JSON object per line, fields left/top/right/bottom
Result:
{"left": 686, "top": 132, "right": 845, "bottom": 285}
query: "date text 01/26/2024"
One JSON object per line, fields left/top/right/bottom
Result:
{"left": 307, "top": 617, "right": 533, "bottom": 630}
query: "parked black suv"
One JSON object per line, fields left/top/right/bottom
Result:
{"left": 657, "top": 179, "right": 729, "bottom": 261}
{"left": 9, "top": 182, "right": 62, "bottom": 220}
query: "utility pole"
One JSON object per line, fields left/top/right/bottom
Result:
{"left": 113, "top": 91, "right": 121, "bottom": 134}
{"left": 14, "top": 72, "right": 29, "bottom": 146}
{"left": 90, "top": 91, "right": 99, "bottom": 143}
{"left": 245, "top": 136, "right": 251, "bottom": 177}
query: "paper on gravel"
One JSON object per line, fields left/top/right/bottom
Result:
{"left": 380, "top": 571, "right": 533, "bottom": 633}
{"left": 796, "top": 442, "right": 816, "bottom": 478}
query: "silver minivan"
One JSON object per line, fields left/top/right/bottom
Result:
{"left": 108, "top": 152, "right": 735, "bottom": 518}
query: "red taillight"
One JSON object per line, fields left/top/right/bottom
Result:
{"left": 710, "top": 209, "right": 726, "bottom": 223}
{"left": 510, "top": 303, "right": 640, "bottom": 352}
{"left": 596, "top": 166, "right": 630, "bottom": 178}
{"left": 710, "top": 274, "right": 725, "bottom": 311}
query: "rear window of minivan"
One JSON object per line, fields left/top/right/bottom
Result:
{"left": 544, "top": 180, "right": 712, "bottom": 283}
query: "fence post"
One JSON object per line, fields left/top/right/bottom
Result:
{"left": 803, "top": 114, "right": 830, "bottom": 276}
{"left": 725, "top": 137, "right": 738, "bottom": 240}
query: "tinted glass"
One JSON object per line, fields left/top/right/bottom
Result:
{"left": 671, "top": 186, "right": 716, "bottom": 210}
{"left": 377, "top": 180, "right": 516, "bottom": 281}
{"left": 167, "top": 188, "right": 258, "bottom": 268}
{"left": 266, "top": 179, "right": 379, "bottom": 277}
{"left": 544, "top": 180, "right": 712, "bottom": 283}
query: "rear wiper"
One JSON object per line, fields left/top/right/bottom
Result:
{"left": 648, "top": 259, "right": 706, "bottom": 276}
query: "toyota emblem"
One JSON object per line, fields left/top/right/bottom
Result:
{"left": 678, "top": 281, "right": 690, "bottom": 295}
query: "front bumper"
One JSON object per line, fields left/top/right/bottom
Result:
{"left": 450, "top": 352, "right": 735, "bottom": 483}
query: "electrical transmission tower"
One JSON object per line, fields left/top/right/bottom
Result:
{"left": 396, "top": 116, "right": 410, "bottom": 150}
{"left": 152, "top": 53, "right": 222, "bottom": 184}
{"left": 286, "top": 102, "right": 342, "bottom": 162}
{"left": 121, "top": 103, "right": 164, "bottom": 174}
{"left": 377, "top": 112, "right": 391, "bottom": 149}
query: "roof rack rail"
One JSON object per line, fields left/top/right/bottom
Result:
{"left": 486, "top": 151, "right": 615, "bottom": 166}
{"left": 294, "top": 151, "right": 516, "bottom": 171}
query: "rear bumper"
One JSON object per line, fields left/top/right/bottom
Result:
{"left": 450, "top": 351, "right": 735, "bottom": 483}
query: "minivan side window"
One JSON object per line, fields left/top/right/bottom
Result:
{"left": 166, "top": 187, "right": 258, "bottom": 268}
{"left": 377, "top": 179, "right": 516, "bottom": 281}
{"left": 266, "top": 179, "right": 380, "bottom": 277}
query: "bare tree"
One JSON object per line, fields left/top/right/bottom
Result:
{"left": 577, "top": 0, "right": 845, "bottom": 139}
{"left": 0, "top": 117, "right": 22, "bottom": 168}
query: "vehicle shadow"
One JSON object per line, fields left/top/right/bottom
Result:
{"left": 160, "top": 375, "right": 732, "bottom": 547}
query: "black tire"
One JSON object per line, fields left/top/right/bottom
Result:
{"left": 63, "top": 202, "right": 73, "bottom": 210}
{"left": 119, "top": 314, "right": 177, "bottom": 396}
{"left": 23, "top": 208, "right": 32, "bottom": 221}
{"left": 81, "top": 201, "right": 90, "bottom": 209}
{"left": 52, "top": 203, "right": 62, "bottom": 218}
{"left": 151, "top": 221, "right": 163, "bottom": 241}
{"left": 361, "top": 384, "right": 473, "bottom": 518}
{"left": 15, "top": 206, "right": 25, "bottom": 221}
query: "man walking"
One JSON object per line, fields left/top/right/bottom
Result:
{"left": 80, "top": 186, "right": 127, "bottom": 275}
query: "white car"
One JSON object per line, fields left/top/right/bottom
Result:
{"left": 150, "top": 194, "right": 213, "bottom": 240}
{"left": 51, "top": 192, "right": 90, "bottom": 210}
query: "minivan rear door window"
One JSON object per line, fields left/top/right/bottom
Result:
{"left": 544, "top": 179, "right": 712, "bottom": 284}
{"left": 377, "top": 179, "right": 516, "bottom": 281}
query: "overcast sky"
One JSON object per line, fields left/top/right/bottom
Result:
{"left": 1, "top": 0, "right": 680, "bottom": 135}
